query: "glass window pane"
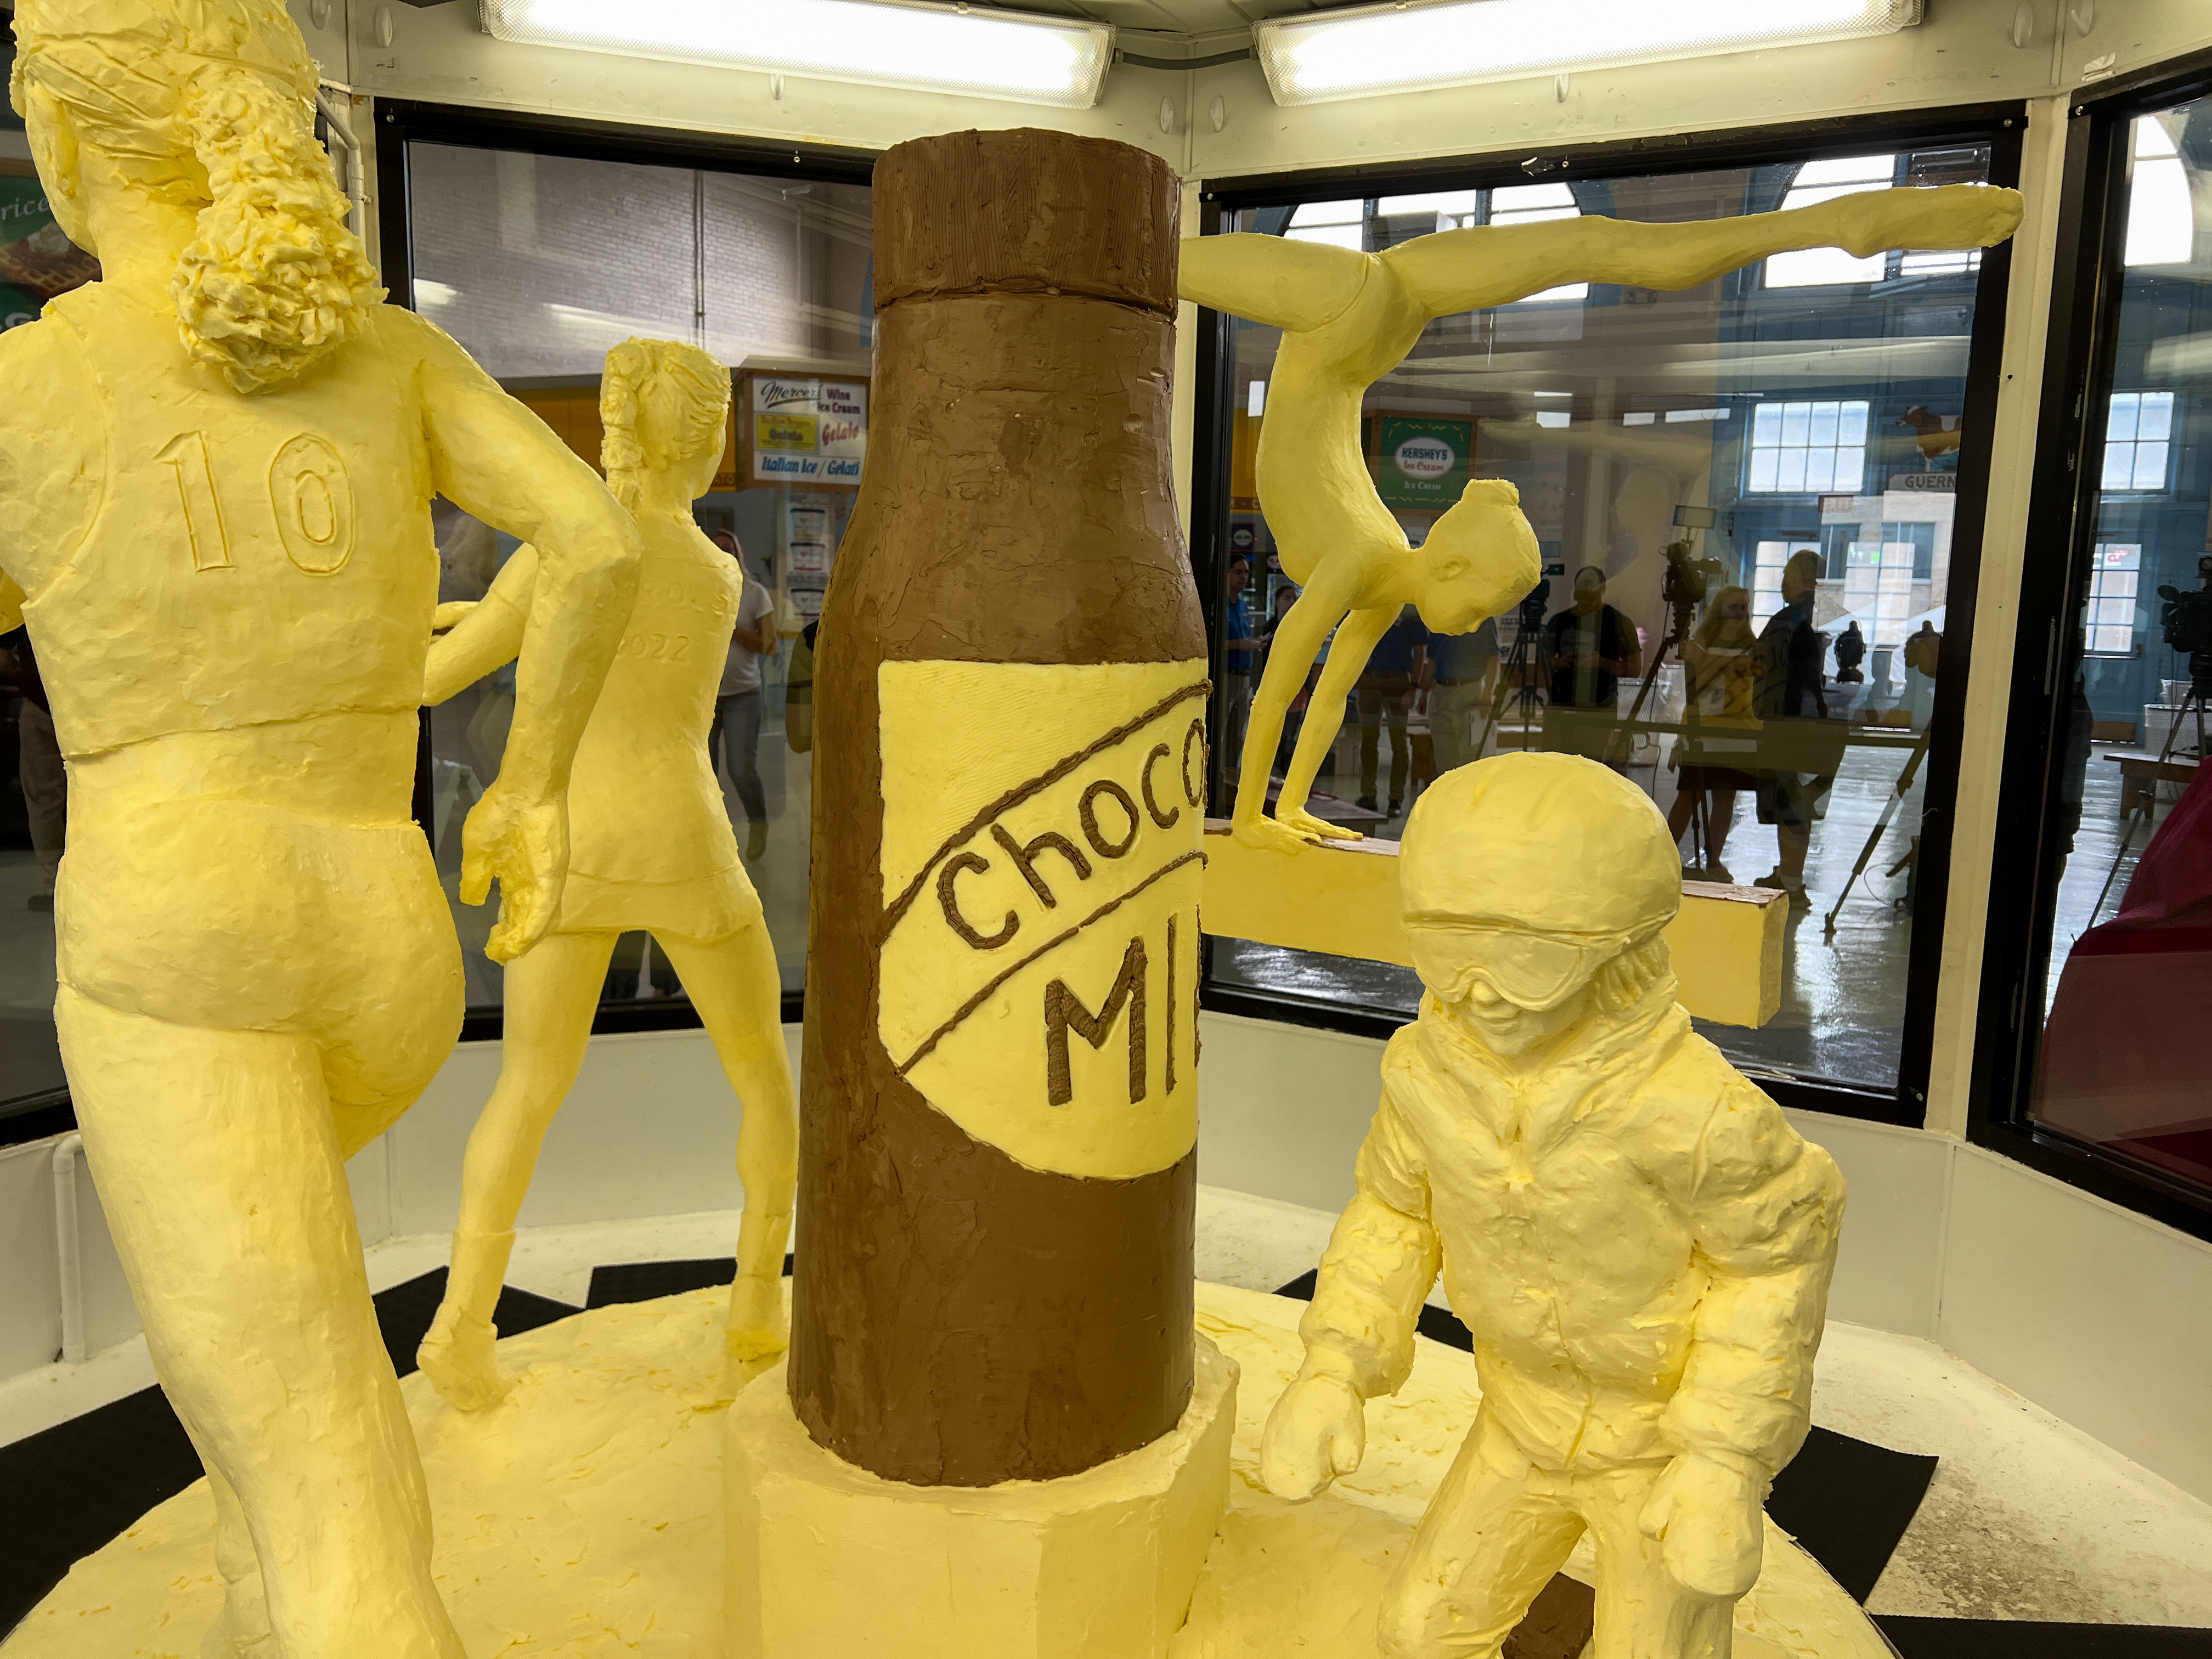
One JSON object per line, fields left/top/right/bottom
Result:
{"left": 1216, "top": 140, "right": 1996, "bottom": 1097}
{"left": 2033, "top": 92, "right": 2212, "bottom": 1196}
{"left": 408, "top": 142, "right": 871, "bottom": 1014}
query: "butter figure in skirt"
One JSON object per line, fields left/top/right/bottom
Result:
{"left": 1180, "top": 182, "right": 2022, "bottom": 853}
{"left": 0, "top": 1, "right": 640, "bottom": 1654}
{"left": 418, "top": 337, "right": 798, "bottom": 1409}
{"left": 1261, "top": 753, "right": 1846, "bottom": 1659}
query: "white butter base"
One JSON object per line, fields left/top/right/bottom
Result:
{"left": 726, "top": 1336, "right": 1238, "bottom": 1659}
{"left": 4, "top": 1285, "right": 1890, "bottom": 1659}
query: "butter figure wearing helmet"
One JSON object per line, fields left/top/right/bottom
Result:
{"left": 1260, "top": 752, "right": 1846, "bottom": 1659}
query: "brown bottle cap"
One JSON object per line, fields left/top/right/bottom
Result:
{"left": 872, "top": 128, "right": 1180, "bottom": 319}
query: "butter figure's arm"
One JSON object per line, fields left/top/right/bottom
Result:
{"left": 1382, "top": 183, "right": 2023, "bottom": 316}
{"left": 1662, "top": 1083, "right": 1848, "bottom": 1477}
{"left": 1178, "top": 232, "right": 1372, "bottom": 330}
{"left": 1299, "top": 1089, "right": 1442, "bottom": 1398}
{"left": 1271, "top": 602, "right": 1399, "bottom": 842}
{"left": 401, "top": 311, "right": 642, "bottom": 961}
{"left": 424, "top": 545, "right": 537, "bottom": 706}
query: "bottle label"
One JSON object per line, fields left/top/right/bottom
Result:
{"left": 877, "top": 659, "right": 1209, "bottom": 1180}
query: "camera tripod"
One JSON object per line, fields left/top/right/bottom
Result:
{"left": 1627, "top": 545, "right": 1719, "bottom": 871}
{"left": 2089, "top": 675, "right": 2209, "bottom": 926}
{"left": 1473, "top": 586, "right": 1551, "bottom": 760}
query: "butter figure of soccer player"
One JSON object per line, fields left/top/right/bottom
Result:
{"left": 1261, "top": 752, "right": 1846, "bottom": 1659}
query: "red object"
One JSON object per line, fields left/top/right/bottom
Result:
{"left": 2033, "top": 758, "right": 2212, "bottom": 1186}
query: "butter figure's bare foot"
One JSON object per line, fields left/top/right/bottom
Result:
{"left": 1832, "top": 182, "right": 2023, "bottom": 258}
{"left": 417, "top": 1301, "right": 512, "bottom": 1413}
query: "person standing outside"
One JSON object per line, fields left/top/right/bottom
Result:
{"left": 710, "top": 527, "right": 777, "bottom": 861}
{"left": 1751, "top": 551, "right": 1843, "bottom": 906}
{"left": 1223, "top": 550, "right": 1260, "bottom": 770}
{"left": 1544, "top": 565, "right": 1643, "bottom": 769}
{"left": 1427, "top": 614, "right": 1499, "bottom": 775}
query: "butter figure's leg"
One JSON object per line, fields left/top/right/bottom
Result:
{"left": 1274, "top": 603, "right": 1401, "bottom": 843}
{"left": 54, "top": 986, "right": 464, "bottom": 1659}
{"left": 1584, "top": 1468, "right": 1736, "bottom": 1659}
{"left": 1375, "top": 1413, "right": 1584, "bottom": 1659}
{"left": 191, "top": 1436, "right": 273, "bottom": 1658}
{"left": 420, "top": 929, "right": 616, "bottom": 1410}
{"left": 654, "top": 925, "right": 797, "bottom": 1393}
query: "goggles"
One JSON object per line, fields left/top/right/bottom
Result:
{"left": 1405, "top": 918, "right": 1643, "bottom": 1012}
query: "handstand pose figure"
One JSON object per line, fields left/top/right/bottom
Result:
{"left": 1178, "top": 181, "right": 2022, "bottom": 852}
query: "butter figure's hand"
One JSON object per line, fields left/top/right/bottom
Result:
{"left": 460, "top": 782, "right": 569, "bottom": 964}
{"left": 723, "top": 1273, "right": 790, "bottom": 1393}
{"left": 1282, "top": 805, "right": 1357, "bottom": 843}
{"left": 432, "top": 600, "right": 479, "bottom": 633}
{"left": 1260, "top": 1374, "right": 1365, "bottom": 1499}
{"left": 1638, "top": 1452, "right": 1766, "bottom": 1599}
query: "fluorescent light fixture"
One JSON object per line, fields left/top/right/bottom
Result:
{"left": 1252, "top": 0, "right": 1920, "bottom": 106}
{"left": 482, "top": 0, "right": 1114, "bottom": 109}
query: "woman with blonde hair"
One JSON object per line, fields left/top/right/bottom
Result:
{"left": 417, "top": 336, "right": 798, "bottom": 1412}
{"left": 0, "top": 1, "right": 640, "bottom": 1653}
{"left": 1667, "top": 584, "right": 1759, "bottom": 881}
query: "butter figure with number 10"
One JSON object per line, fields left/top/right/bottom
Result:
{"left": 0, "top": 1, "right": 641, "bottom": 1655}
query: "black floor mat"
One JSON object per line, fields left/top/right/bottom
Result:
{"left": 585, "top": 1252, "right": 793, "bottom": 1308}
{"left": 1269, "top": 1273, "right": 1934, "bottom": 1606}
{"left": 1, "top": 1270, "right": 580, "bottom": 1636}
{"left": 0, "top": 1385, "right": 202, "bottom": 1634}
{"left": 1878, "top": 1617, "right": 2212, "bottom": 1656}
{"left": 1767, "top": 1426, "right": 1938, "bottom": 1602}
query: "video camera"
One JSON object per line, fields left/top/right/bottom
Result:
{"left": 1662, "top": 538, "right": 1725, "bottom": 610}
{"left": 2157, "top": 555, "right": 2212, "bottom": 689}
{"left": 1517, "top": 574, "right": 1551, "bottom": 628}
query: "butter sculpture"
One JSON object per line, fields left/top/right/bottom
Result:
{"left": 419, "top": 337, "right": 797, "bottom": 1408}
{"left": 0, "top": 2, "right": 639, "bottom": 1654}
{"left": 1260, "top": 752, "right": 1846, "bottom": 1658}
{"left": 1181, "top": 184, "right": 2023, "bottom": 851}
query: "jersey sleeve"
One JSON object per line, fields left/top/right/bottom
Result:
{"left": 0, "top": 317, "right": 104, "bottom": 595}
{"left": 1662, "top": 1077, "right": 1847, "bottom": 1477}
{"left": 1298, "top": 1045, "right": 1444, "bottom": 1398}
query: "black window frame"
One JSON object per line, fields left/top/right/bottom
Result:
{"left": 1188, "top": 103, "right": 2028, "bottom": 1130}
{"left": 1971, "top": 50, "right": 2212, "bottom": 1244}
{"left": 376, "top": 99, "right": 878, "bottom": 1044}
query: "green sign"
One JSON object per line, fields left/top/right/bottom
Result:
{"left": 1378, "top": 416, "right": 1471, "bottom": 509}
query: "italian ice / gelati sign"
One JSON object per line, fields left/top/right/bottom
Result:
{"left": 749, "top": 375, "right": 867, "bottom": 486}
{"left": 1378, "top": 415, "right": 1471, "bottom": 509}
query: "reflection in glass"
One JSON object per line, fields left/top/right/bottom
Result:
{"left": 409, "top": 143, "right": 872, "bottom": 1017}
{"left": 2032, "top": 94, "right": 2212, "bottom": 1195}
{"left": 1211, "top": 149, "right": 1996, "bottom": 1092}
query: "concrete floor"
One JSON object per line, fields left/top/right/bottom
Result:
{"left": 4, "top": 1188, "right": 2208, "bottom": 1631}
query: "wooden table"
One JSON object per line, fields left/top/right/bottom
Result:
{"left": 2103, "top": 747, "right": 2201, "bottom": 819}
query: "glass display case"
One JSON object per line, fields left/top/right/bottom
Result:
{"left": 1192, "top": 118, "right": 2020, "bottom": 1116}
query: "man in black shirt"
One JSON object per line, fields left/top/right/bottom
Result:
{"left": 1544, "top": 566, "right": 1643, "bottom": 709}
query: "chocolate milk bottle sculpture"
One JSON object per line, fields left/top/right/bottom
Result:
{"left": 789, "top": 128, "right": 1208, "bottom": 1485}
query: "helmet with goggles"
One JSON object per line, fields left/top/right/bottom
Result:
{"left": 1400, "top": 753, "right": 1679, "bottom": 1008}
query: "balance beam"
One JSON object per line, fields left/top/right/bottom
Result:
{"left": 1200, "top": 822, "right": 1786, "bottom": 1028}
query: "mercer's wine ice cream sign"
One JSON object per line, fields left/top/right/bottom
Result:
{"left": 748, "top": 374, "right": 867, "bottom": 486}
{"left": 874, "top": 661, "right": 1209, "bottom": 1180}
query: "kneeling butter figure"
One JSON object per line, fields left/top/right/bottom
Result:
{"left": 1262, "top": 752, "right": 1846, "bottom": 1659}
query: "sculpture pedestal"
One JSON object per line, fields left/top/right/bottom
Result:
{"left": 724, "top": 1338, "right": 1237, "bottom": 1659}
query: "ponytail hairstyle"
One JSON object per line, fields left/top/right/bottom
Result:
{"left": 1591, "top": 933, "right": 1674, "bottom": 1017}
{"left": 599, "top": 336, "right": 732, "bottom": 513}
{"left": 11, "top": 0, "right": 383, "bottom": 393}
